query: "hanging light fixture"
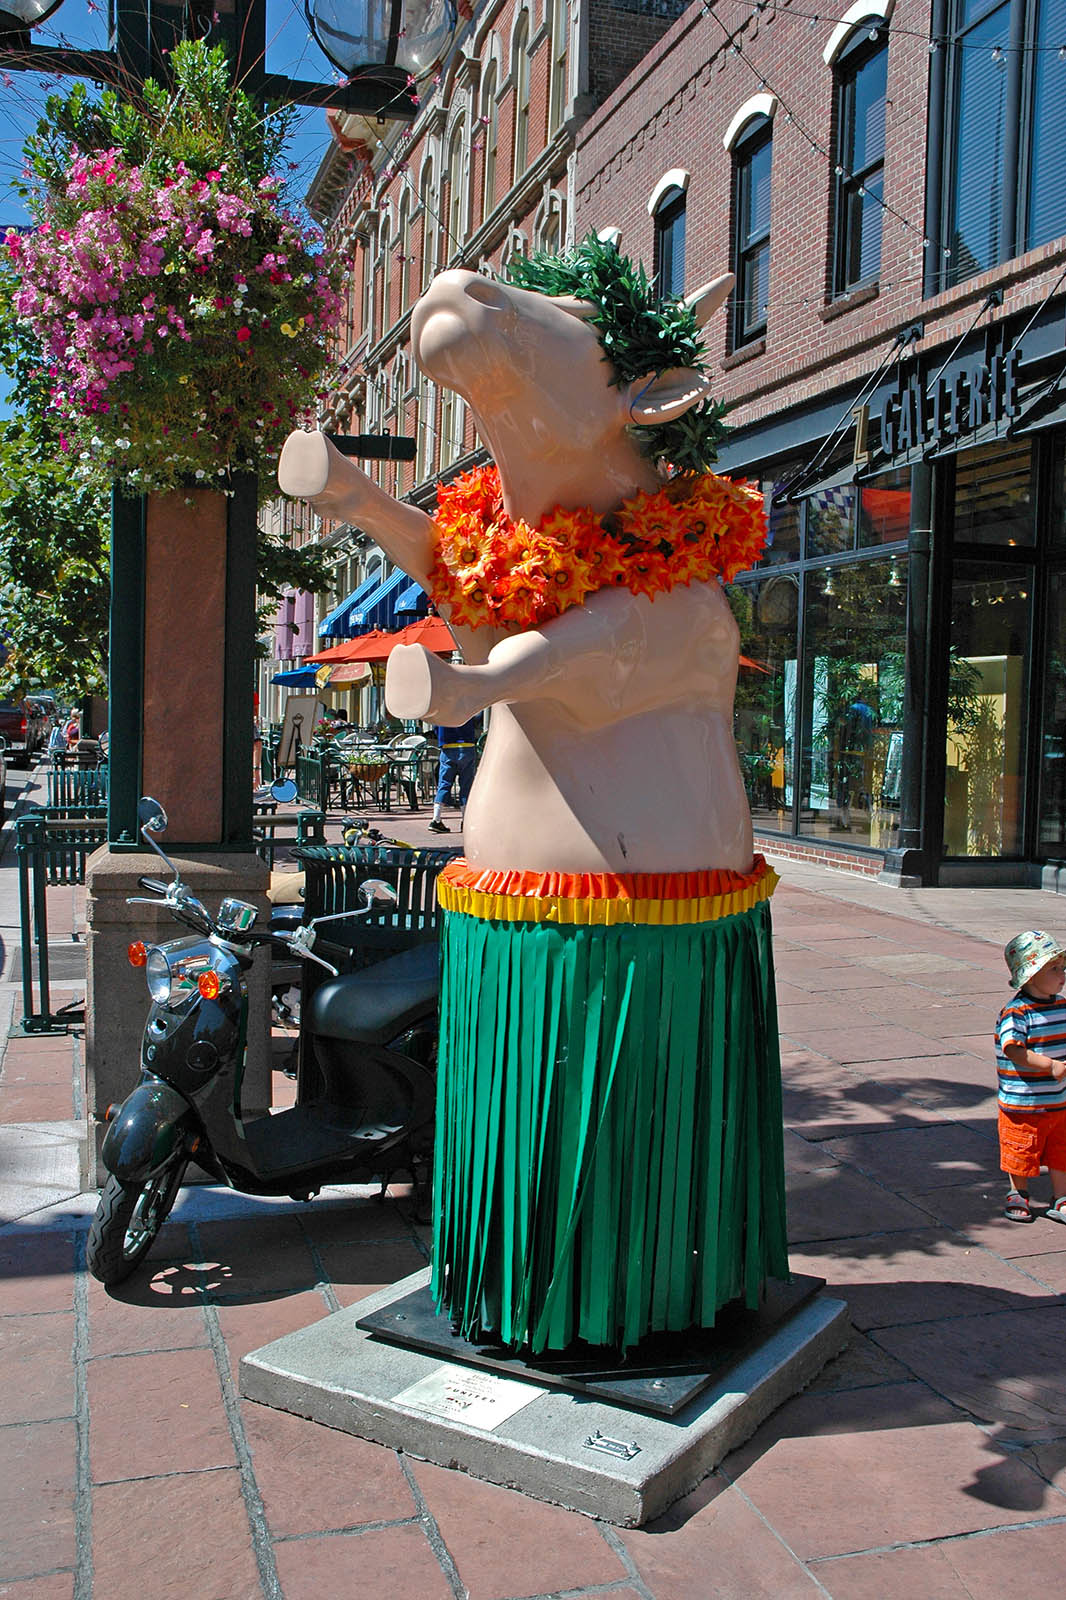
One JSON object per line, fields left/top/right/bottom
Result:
{"left": 822, "top": 570, "right": 836, "bottom": 598}
{"left": 0, "top": 0, "right": 68, "bottom": 27}
{"left": 306, "top": 0, "right": 458, "bottom": 81}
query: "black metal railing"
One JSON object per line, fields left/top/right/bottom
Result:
{"left": 292, "top": 840, "right": 460, "bottom": 1087}
{"left": 47, "top": 761, "right": 109, "bottom": 809}
{"left": 14, "top": 807, "right": 108, "bottom": 1032}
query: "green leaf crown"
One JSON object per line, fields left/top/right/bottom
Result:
{"left": 506, "top": 233, "right": 729, "bottom": 475}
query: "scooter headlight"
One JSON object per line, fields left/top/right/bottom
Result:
{"left": 145, "top": 947, "right": 173, "bottom": 1005}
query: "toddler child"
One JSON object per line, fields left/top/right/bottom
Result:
{"left": 996, "top": 930, "right": 1066, "bottom": 1222}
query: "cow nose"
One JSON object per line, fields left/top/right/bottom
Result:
{"left": 458, "top": 274, "right": 509, "bottom": 311}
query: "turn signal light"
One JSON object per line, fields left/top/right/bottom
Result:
{"left": 127, "top": 941, "right": 148, "bottom": 968}
{"left": 198, "top": 971, "right": 221, "bottom": 1000}
{"left": 104, "top": 1103, "right": 120, "bottom": 1123}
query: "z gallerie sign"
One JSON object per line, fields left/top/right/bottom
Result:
{"left": 878, "top": 345, "right": 1020, "bottom": 461}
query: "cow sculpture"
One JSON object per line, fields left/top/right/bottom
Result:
{"left": 279, "top": 240, "right": 788, "bottom": 1355}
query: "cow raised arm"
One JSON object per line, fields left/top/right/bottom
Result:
{"left": 278, "top": 267, "right": 751, "bottom": 875}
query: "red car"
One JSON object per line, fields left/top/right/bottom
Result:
{"left": 0, "top": 698, "right": 49, "bottom": 766}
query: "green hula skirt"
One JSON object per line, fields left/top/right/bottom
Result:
{"left": 431, "top": 856, "right": 789, "bottom": 1355}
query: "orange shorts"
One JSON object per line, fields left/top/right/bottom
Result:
{"left": 998, "top": 1106, "right": 1066, "bottom": 1177}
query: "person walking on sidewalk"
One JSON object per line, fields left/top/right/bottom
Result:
{"left": 428, "top": 716, "right": 480, "bottom": 834}
{"left": 995, "top": 930, "right": 1066, "bottom": 1223}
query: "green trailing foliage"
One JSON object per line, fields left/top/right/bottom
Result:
{"left": 506, "top": 234, "right": 730, "bottom": 474}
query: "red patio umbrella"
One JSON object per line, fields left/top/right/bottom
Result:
{"left": 307, "top": 615, "right": 456, "bottom": 665}
{"left": 306, "top": 629, "right": 390, "bottom": 665}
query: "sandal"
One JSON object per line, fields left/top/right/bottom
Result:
{"left": 1004, "top": 1189, "right": 1033, "bottom": 1222}
{"left": 1046, "top": 1196, "right": 1066, "bottom": 1224}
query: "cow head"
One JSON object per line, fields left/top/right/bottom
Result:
{"left": 410, "top": 241, "right": 733, "bottom": 520}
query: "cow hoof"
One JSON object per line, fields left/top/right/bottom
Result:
{"left": 386, "top": 643, "right": 436, "bottom": 719}
{"left": 278, "top": 430, "right": 331, "bottom": 497}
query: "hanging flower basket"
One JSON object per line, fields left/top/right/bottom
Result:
{"left": 4, "top": 41, "right": 342, "bottom": 500}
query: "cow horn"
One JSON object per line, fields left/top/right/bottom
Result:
{"left": 685, "top": 274, "right": 735, "bottom": 326}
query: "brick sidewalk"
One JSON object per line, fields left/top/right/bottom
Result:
{"left": 2, "top": 807, "right": 1066, "bottom": 1597}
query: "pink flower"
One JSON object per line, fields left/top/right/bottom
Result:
{"left": 236, "top": 326, "right": 252, "bottom": 342}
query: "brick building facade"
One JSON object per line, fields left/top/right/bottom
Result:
{"left": 570, "top": 0, "right": 1066, "bottom": 886}
{"left": 272, "top": 0, "right": 1066, "bottom": 887}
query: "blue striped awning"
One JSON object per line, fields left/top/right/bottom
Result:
{"left": 351, "top": 567, "right": 409, "bottom": 629}
{"left": 395, "top": 581, "right": 429, "bottom": 619}
{"left": 318, "top": 571, "right": 381, "bottom": 639}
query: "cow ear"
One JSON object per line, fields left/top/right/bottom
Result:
{"left": 626, "top": 368, "right": 715, "bottom": 425}
{"left": 685, "top": 273, "right": 735, "bottom": 326}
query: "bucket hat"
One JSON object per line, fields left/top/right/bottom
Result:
{"left": 1004, "top": 930, "right": 1066, "bottom": 990}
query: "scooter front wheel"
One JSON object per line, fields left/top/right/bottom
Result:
{"left": 86, "top": 1161, "right": 186, "bottom": 1285}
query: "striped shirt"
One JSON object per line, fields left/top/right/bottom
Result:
{"left": 995, "top": 994, "right": 1066, "bottom": 1112}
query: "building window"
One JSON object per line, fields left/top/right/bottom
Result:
{"left": 419, "top": 162, "right": 435, "bottom": 294}
{"left": 513, "top": 14, "right": 531, "bottom": 181}
{"left": 481, "top": 62, "right": 498, "bottom": 219}
{"left": 941, "top": 0, "right": 1066, "bottom": 289}
{"left": 732, "top": 118, "right": 772, "bottom": 346}
{"left": 831, "top": 27, "right": 887, "bottom": 295}
{"left": 416, "top": 382, "right": 435, "bottom": 482}
{"left": 397, "top": 194, "right": 410, "bottom": 313}
{"left": 548, "top": 0, "right": 568, "bottom": 135}
{"left": 445, "top": 120, "right": 465, "bottom": 260}
{"left": 654, "top": 186, "right": 686, "bottom": 298}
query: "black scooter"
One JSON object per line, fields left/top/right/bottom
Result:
{"left": 87, "top": 796, "right": 440, "bottom": 1286}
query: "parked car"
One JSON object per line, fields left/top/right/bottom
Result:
{"left": 25, "top": 691, "right": 61, "bottom": 722}
{"left": 0, "top": 698, "right": 49, "bottom": 766}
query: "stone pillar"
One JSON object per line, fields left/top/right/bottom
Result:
{"left": 86, "top": 477, "right": 266, "bottom": 1187}
{"left": 84, "top": 846, "right": 270, "bottom": 1187}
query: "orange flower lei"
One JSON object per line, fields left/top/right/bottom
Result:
{"left": 429, "top": 465, "right": 766, "bottom": 630}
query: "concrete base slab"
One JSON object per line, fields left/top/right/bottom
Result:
{"left": 240, "top": 1267, "right": 849, "bottom": 1526}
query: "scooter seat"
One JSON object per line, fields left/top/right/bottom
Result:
{"left": 308, "top": 942, "right": 440, "bottom": 1045}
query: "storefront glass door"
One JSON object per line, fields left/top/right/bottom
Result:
{"left": 1037, "top": 568, "right": 1066, "bottom": 854}
{"left": 944, "top": 561, "right": 1031, "bottom": 856}
{"left": 797, "top": 556, "right": 908, "bottom": 848}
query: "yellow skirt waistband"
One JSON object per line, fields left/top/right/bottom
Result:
{"left": 436, "top": 854, "right": 778, "bottom": 926}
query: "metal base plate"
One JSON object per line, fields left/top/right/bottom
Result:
{"left": 357, "top": 1274, "right": 825, "bottom": 1417}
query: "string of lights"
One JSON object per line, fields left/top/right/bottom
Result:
{"left": 698, "top": 2, "right": 952, "bottom": 270}
{"left": 748, "top": 0, "right": 1066, "bottom": 55}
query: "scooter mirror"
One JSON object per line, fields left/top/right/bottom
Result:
{"left": 137, "top": 796, "right": 168, "bottom": 833}
{"left": 359, "top": 877, "right": 398, "bottom": 908}
{"left": 270, "top": 777, "right": 298, "bottom": 803}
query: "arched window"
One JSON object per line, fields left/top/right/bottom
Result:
{"left": 548, "top": 0, "right": 568, "bottom": 136}
{"left": 419, "top": 160, "right": 436, "bottom": 293}
{"left": 649, "top": 171, "right": 689, "bottom": 299}
{"left": 512, "top": 14, "right": 531, "bottom": 181}
{"left": 538, "top": 204, "right": 561, "bottom": 256}
{"left": 379, "top": 205, "right": 393, "bottom": 333}
{"left": 397, "top": 192, "right": 411, "bottom": 313}
{"left": 729, "top": 114, "right": 773, "bottom": 346}
{"left": 829, "top": 23, "right": 888, "bottom": 295}
{"left": 445, "top": 119, "right": 465, "bottom": 261}
{"left": 481, "top": 61, "right": 499, "bottom": 220}
{"left": 362, "top": 221, "right": 377, "bottom": 344}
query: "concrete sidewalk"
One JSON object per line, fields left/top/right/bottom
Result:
{"left": 2, "top": 772, "right": 1065, "bottom": 1598}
